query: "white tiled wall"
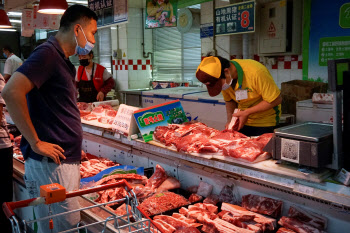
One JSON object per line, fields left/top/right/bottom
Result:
{"left": 200, "top": 0, "right": 303, "bottom": 89}
{"left": 111, "top": 7, "right": 153, "bottom": 91}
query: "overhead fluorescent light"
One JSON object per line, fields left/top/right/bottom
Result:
{"left": 0, "top": 28, "right": 16, "bottom": 31}
{"left": 9, "top": 19, "right": 21, "bottom": 23}
{"left": 111, "top": 27, "right": 117, "bottom": 29}
{"left": 38, "top": 0, "right": 68, "bottom": 14}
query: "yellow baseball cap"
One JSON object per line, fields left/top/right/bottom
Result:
{"left": 196, "top": 56, "right": 223, "bottom": 96}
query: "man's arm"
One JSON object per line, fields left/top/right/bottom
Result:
{"left": 225, "top": 100, "right": 237, "bottom": 129}
{"left": 2, "top": 72, "right": 66, "bottom": 164}
{"left": 233, "top": 95, "right": 282, "bottom": 130}
{"left": 97, "top": 70, "right": 115, "bottom": 101}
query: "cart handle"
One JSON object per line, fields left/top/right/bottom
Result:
{"left": 136, "top": 206, "right": 166, "bottom": 233}
{"left": 2, "top": 179, "right": 133, "bottom": 219}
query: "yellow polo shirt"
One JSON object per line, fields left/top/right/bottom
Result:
{"left": 222, "top": 59, "right": 281, "bottom": 127}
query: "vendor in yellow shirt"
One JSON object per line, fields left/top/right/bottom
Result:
{"left": 196, "top": 56, "right": 282, "bottom": 136}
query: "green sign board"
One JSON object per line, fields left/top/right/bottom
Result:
{"left": 319, "top": 36, "right": 350, "bottom": 66}
{"left": 134, "top": 100, "right": 188, "bottom": 142}
{"left": 339, "top": 3, "right": 350, "bottom": 28}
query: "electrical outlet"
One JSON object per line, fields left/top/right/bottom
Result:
{"left": 116, "top": 49, "right": 122, "bottom": 59}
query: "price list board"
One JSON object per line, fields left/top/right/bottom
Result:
{"left": 215, "top": 0, "right": 255, "bottom": 36}
{"left": 111, "top": 104, "right": 139, "bottom": 137}
{"left": 134, "top": 100, "right": 188, "bottom": 142}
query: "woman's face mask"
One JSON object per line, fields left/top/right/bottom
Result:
{"left": 75, "top": 26, "right": 94, "bottom": 55}
{"left": 79, "top": 59, "right": 90, "bottom": 66}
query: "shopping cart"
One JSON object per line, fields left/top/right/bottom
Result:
{"left": 3, "top": 179, "right": 162, "bottom": 233}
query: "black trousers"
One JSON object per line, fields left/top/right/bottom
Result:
{"left": 239, "top": 125, "right": 276, "bottom": 137}
{"left": 0, "top": 146, "right": 13, "bottom": 233}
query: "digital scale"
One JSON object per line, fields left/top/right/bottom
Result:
{"left": 271, "top": 59, "right": 350, "bottom": 169}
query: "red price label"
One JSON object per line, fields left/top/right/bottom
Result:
{"left": 241, "top": 10, "right": 250, "bottom": 28}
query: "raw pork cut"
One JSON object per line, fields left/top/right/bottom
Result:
{"left": 242, "top": 194, "right": 283, "bottom": 218}
{"left": 288, "top": 206, "right": 327, "bottom": 230}
{"left": 77, "top": 102, "right": 92, "bottom": 116}
{"left": 80, "top": 158, "right": 119, "bottom": 178}
{"left": 95, "top": 173, "right": 147, "bottom": 186}
{"left": 139, "top": 192, "right": 190, "bottom": 216}
{"left": 91, "top": 106, "right": 105, "bottom": 116}
{"left": 278, "top": 217, "right": 326, "bottom": 233}
{"left": 153, "top": 219, "right": 176, "bottom": 233}
{"left": 253, "top": 133, "right": 274, "bottom": 149}
{"left": 219, "top": 185, "right": 239, "bottom": 205}
{"left": 203, "top": 194, "right": 220, "bottom": 205}
{"left": 105, "top": 109, "right": 117, "bottom": 118}
{"left": 221, "top": 203, "right": 276, "bottom": 231}
{"left": 189, "top": 193, "right": 203, "bottom": 203}
{"left": 228, "top": 109, "right": 240, "bottom": 131}
{"left": 145, "top": 164, "right": 168, "bottom": 189}
{"left": 98, "top": 117, "right": 110, "bottom": 124}
{"left": 201, "top": 216, "right": 254, "bottom": 233}
{"left": 277, "top": 228, "right": 297, "bottom": 233}
{"left": 153, "top": 215, "right": 190, "bottom": 230}
{"left": 157, "top": 177, "right": 181, "bottom": 192}
{"left": 223, "top": 139, "right": 267, "bottom": 162}
{"left": 153, "top": 122, "right": 272, "bottom": 162}
{"left": 82, "top": 114, "right": 97, "bottom": 121}
{"left": 174, "top": 227, "right": 200, "bottom": 233}
{"left": 220, "top": 212, "right": 262, "bottom": 233}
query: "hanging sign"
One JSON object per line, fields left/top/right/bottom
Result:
{"left": 134, "top": 100, "right": 188, "bottom": 142}
{"left": 215, "top": 0, "right": 255, "bottom": 36}
{"left": 31, "top": 6, "right": 60, "bottom": 30}
{"left": 88, "top": 0, "right": 128, "bottom": 27}
{"left": 200, "top": 23, "right": 214, "bottom": 38}
{"left": 145, "top": 0, "right": 178, "bottom": 29}
{"left": 111, "top": 104, "right": 139, "bottom": 137}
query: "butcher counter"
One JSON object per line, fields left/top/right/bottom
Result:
{"left": 8, "top": 113, "right": 350, "bottom": 232}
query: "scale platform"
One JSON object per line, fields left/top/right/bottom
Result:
{"left": 272, "top": 122, "right": 333, "bottom": 168}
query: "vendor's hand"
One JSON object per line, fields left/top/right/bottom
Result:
{"left": 232, "top": 110, "right": 249, "bottom": 131}
{"left": 97, "top": 91, "right": 104, "bottom": 102}
{"left": 31, "top": 141, "right": 66, "bottom": 164}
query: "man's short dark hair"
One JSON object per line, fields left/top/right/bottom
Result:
{"left": 3, "top": 45, "right": 13, "bottom": 53}
{"left": 59, "top": 4, "right": 98, "bottom": 32}
{"left": 216, "top": 56, "right": 231, "bottom": 79}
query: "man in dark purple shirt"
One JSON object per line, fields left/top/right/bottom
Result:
{"left": 3, "top": 5, "right": 97, "bottom": 233}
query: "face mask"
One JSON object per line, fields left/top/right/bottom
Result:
{"left": 222, "top": 77, "right": 233, "bottom": 91}
{"left": 79, "top": 59, "right": 90, "bottom": 67}
{"left": 75, "top": 26, "right": 94, "bottom": 55}
{"left": 3, "top": 53, "right": 7, "bottom": 58}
